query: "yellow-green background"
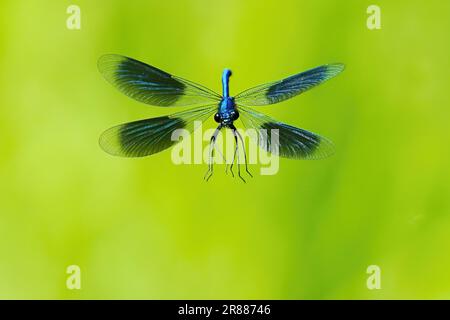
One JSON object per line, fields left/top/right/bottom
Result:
{"left": 0, "top": 0, "right": 449, "bottom": 299}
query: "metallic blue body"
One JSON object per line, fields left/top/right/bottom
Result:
{"left": 221, "top": 69, "right": 231, "bottom": 97}
{"left": 217, "top": 69, "right": 238, "bottom": 126}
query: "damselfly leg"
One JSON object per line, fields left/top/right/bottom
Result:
{"left": 204, "top": 125, "right": 222, "bottom": 182}
{"left": 206, "top": 125, "right": 252, "bottom": 183}
{"left": 235, "top": 129, "right": 253, "bottom": 178}
{"left": 228, "top": 125, "right": 252, "bottom": 183}
{"left": 226, "top": 134, "right": 238, "bottom": 177}
{"left": 228, "top": 133, "right": 243, "bottom": 181}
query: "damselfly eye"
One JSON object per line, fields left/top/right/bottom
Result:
{"left": 214, "top": 113, "right": 221, "bottom": 123}
{"left": 231, "top": 110, "right": 239, "bottom": 120}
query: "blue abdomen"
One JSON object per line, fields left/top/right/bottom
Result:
{"left": 217, "top": 69, "right": 238, "bottom": 125}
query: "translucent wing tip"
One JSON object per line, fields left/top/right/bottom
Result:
{"left": 98, "top": 125, "right": 125, "bottom": 157}
{"left": 97, "top": 54, "right": 126, "bottom": 74}
{"left": 325, "top": 63, "right": 346, "bottom": 77}
{"left": 307, "top": 134, "right": 335, "bottom": 160}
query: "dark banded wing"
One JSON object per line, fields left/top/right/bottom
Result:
{"left": 238, "top": 106, "right": 334, "bottom": 159}
{"left": 234, "top": 64, "right": 344, "bottom": 106}
{"left": 98, "top": 54, "right": 221, "bottom": 107}
{"left": 99, "top": 105, "right": 216, "bottom": 157}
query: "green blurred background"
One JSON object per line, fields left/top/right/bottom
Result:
{"left": 0, "top": 0, "right": 449, "bottom": 299}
